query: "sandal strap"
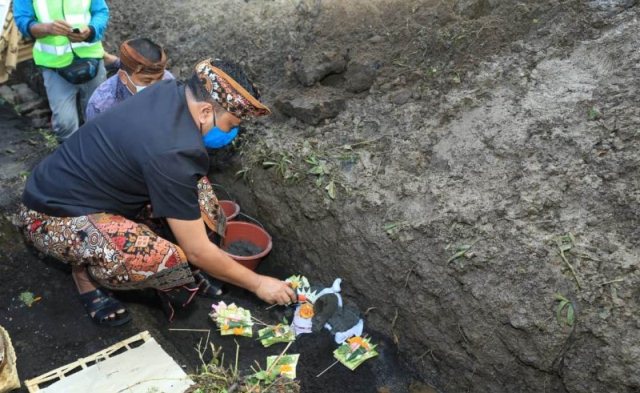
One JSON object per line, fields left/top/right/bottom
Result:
{"left": 79, "top": 289, "right": 109, "bottom": 310}
{"left": 79, "top": 289, "right": 129, "bottom": 323}
{"left": 193, "top": 271, "right": 224, "bottom": 297}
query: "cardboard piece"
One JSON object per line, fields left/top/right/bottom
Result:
{"left": 26, "top": 333, "right": 192, "bottom": 393}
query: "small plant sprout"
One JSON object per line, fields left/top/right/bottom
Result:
{"left": 587, "top": 107, "right": 601, "bottom": 121}
{"left": 325, "top": 180, "right": 337, "bottom": 199}
{"left": 305, "top": 154, "right": 330, "bottom": 187}
{"left": 263, "top": 153, "right": 299, "bottom": 182}
{"left": 40, "top": 130, "right": 58, "bottom": 150}
{"left": 554, "top": 293, "right": 575, "bottom": 328}
{"left": 554, "top": 233, "right": 582, "bottom": 290}
{"left": 19, "top": 291, "right": 41, "bottom": 307}
{"left": 384, "top": 221, "right": 408, "bottom": 240}
{"left": 447, "top": 239, "right": 479, "bottom": 263}
{"left": 235, "top": 167, "right": 252, "bottom": 182}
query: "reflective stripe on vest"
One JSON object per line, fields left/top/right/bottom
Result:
{"left": 34, "top": 41, "right": 94, "bottom": 55}
{"left": 34, "top": 41, "right": 72, "bottom": 56}
{"left": 34, "top": 0, "right": 50, "bottom": 21}
{"left": 32, "top": 0, "right": 104, "bottom": 68}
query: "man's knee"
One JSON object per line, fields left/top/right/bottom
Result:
{"left": 43, "top": 69, "right": 80, "bottom": 140}
{"left": 51, "top": 103, "right": 79, "bottom": 140}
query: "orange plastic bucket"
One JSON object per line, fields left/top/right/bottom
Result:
{"left": 221, "top": 221, "right": 272, "bottom": 270}
{"left": 219, "top": 200, "right": 240, "bottom": 221}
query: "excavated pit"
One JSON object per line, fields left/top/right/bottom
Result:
{"left": 1, "top": 0, "right": 640, "bottom": 392}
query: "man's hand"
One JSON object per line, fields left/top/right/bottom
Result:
{"left": 254, "top": 275, "right": 297, "bottom": 305}
{"left": 47, "top": 20, "right": 72, "bottom": 36}
{"left": 166, "top": 217, "right": 296, "bottom": 306}
{"left": 68, "top": 27, "right": 91, "bottom": 42}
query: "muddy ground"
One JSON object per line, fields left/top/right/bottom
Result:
{"left": 2, "top": 0, "right": 640, "bottom": 392}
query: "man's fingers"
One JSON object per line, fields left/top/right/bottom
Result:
{"left": 50, "top": 26, "right": 68, "bottom": 36}
{"left": 282, "top": 290, "right": 292, "bottom": 304}
{"left": 285, "top": 286, "right": 296, "bottom": 303}
{"left": 51, "top": 24, "right": 71, "bottom": 36}
{"left": 54, "top": 19, "right": 72, "bottom": 29}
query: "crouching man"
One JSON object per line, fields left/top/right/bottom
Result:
{"left": 15, "top": 58, "right": 296, "bottom": 326}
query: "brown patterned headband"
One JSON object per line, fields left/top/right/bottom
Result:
{"left": 194, "top": 59, "right": 271, "bottom": 120}
{"left": 120, "top": 40, "right": 167, "bottom": 77}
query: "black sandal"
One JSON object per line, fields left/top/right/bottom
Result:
{"left": 192, "top": 270, "right": 224, "bottom": 298}
{"left": 79, "top": 289, "right": 131, "bottom": 327}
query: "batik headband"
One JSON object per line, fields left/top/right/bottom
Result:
{"left": 194, "top": 59, "right": 271, "bottom": 119}
{"left": 120, "top": 40, "right": 167, "bottom": 77}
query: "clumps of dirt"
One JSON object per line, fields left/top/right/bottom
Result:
{"left": 292, "top": 50, "right": 348, "bottom": 87}
{"left": 275, "top": 87, "right": 346, "bottom": 125}
{"left": 0, "top": 83, "right": 49, "bottom": 128}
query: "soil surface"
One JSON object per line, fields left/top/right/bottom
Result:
{"left": 2, "top": 0, "right": 640, "bottom": 392}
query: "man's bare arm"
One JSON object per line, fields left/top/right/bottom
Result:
{"left": 167, "top": 217, "right": 296, "bottom": 305}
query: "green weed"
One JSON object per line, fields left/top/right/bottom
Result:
{"left": 555, "top": 233, "right": 582, "bottom": 289}
{"left": 262, "top": 153, "right": 299, "bottom": 182}
{"left": 587, "top": 107, "right": 601, "bottom": 121}
{"left": 554, "top": 293, "right": 575, "bottom": 328}
{"left": 187, "top": 338, "right": 299, "bottom": 393}
{"left": 384, "top": 221, "right": 408, "bottom": 240}
{"left": 235, "top": 167, "right": 252, "bottom": 182}
{"left": 19, "top": 291, "right": 41, "bottom": 307}
{"left": 446, "top": 240, "right": 479, "bottom": 263}
{"left": 40, "top": 130, "right": 58, "bottom": 150}
{"left": 325, "top": 179, "right": 337, "bottom": 199}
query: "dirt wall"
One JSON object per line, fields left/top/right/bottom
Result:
{"left": 103, "top": 1, "right": 640, "bottom": 392}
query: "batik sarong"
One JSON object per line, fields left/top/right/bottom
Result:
{"left": 14, "top": 177, "right": 225, "bottom": 290}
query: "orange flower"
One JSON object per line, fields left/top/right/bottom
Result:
{"left": 279, "top": 364, "right": 293, "bottom": 374}
{"left": 221, "top": 324, "right": 230, "bottom": 331}
{"left": 347, "top": 336, "right": 369, "bottom": 350}
{"left": 233, "top": 327, "right": 244, "bottom": 335}
{"left": 299, "top": 303, "right": 314, "bottom": 319}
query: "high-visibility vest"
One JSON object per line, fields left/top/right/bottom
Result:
{"left": 32, "top": 0, "right": 104, "bottom": 68}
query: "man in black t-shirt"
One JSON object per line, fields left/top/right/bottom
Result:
{"left": 15, "top": 59, "right": 296, "bottom": 326}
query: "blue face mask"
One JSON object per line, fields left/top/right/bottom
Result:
{"left": 202, "top": 125, "right": 239, "bottom": 149}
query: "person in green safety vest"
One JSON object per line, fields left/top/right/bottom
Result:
{"left": 13, "top": 0, "right": 109, "bottom": 141}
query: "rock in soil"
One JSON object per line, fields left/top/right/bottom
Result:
{"left": 344, "top": 62, "right": 377, "bottom": 93}
{"left": 294, "top": 50, "right": 348, "bottom": 87}
{"left": 275, "top": 88, "right": 346, "bottom": 125}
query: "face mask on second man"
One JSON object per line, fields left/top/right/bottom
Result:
{"left": 119, "top": 70, "right": 156, "bottom": 94}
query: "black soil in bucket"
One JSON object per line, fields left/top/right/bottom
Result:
{"left": 223, "top": 240, "right": 263, "bottom": 256}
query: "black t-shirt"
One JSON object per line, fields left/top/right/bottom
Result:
{"left": 23, "top": 80, "right": 208, "bottom": 220}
